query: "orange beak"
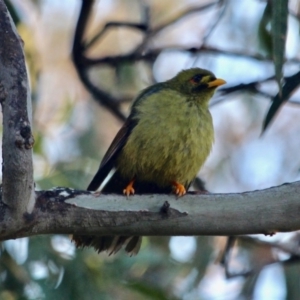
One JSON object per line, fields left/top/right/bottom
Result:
{"left": 207, "top": 78, "right": 226, "bottom": 88}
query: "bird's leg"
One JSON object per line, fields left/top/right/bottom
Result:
{"left": 123, "top": 179, "right": 135, "bottom": 196}
{"left": 172, "top": 181, "right": 186, "bottom": 196}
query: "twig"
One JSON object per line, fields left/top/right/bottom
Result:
{"left": 220, "top": 235, "right": 300, "bottom": 279}
{"left": 72, "top": 0, "right": 126, "bottom": 121}
{"left": 201, "top": 0, "right": 227, "bottom": 45}
{"left": 85, "top": 21, "right": 148, "bottom": 50}
{"left": 135, "top": 1, "right": 220, "bottom": 53}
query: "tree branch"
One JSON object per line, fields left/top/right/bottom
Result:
{"left": 0, "top": 181, "right": 300, "bottom": 241}
{"left": 72, "top": 0, "right": 126, "bottom": 122}
{"left": 134, "top": 1, "right": 220, "bottom": 53}
{"left": 0, "top": 0, "right": 34, "bottom": 216}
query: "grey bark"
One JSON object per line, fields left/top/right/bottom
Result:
{"left": 0, "top": 182, "right": 299, "bottom": 241}
{"left": 0, "top": 0, "right": 35, "bottom": 216}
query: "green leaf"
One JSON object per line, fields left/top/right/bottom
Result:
{"left": 258, "top": 3, "right": 272, "bottom": 57}
{"left": 127, "top": 282, "right": 178, "bottom": 300}
{"left": 262, "top": 71, "right": 300, "bottom": 133}
{"left": 271, "top": 0, "right": 288, "bottom": 94}
{"left": 284, "top": 263, "right": 300, "bottom": 300}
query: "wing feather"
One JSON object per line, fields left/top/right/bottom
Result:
{"left": 87, "top": 118, "right": 137, "bottom": 191}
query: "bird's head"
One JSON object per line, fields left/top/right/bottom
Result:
{"left": 168, "top": 68, "right": 226, "bottom": 104}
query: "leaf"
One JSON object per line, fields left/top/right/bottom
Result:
{"left": 284, "top": 263, "right": 300, "bottom": 300}
{"left": 271, "top": 0, "right": 288, "bottom": 94}
{"left": 127, "top": 282, "right": 178, "bottom": 300}
{"left": 262, "top": 71, "right": 300, "bottom": 133}
{"left": 258, "top": 3, "right": 272, "bottom": 57}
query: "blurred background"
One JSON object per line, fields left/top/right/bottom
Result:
{"left": 1, "top": 0, "right": 300, "bottom": 299}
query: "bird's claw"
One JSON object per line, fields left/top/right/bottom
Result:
{"left": 172, "top": 181, "right": 186, "bottom": 197}
{"left": 123, "top": 179, "right": 135, "bottom": 196}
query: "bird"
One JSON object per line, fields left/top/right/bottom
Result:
{"left": 72, "top": 68, "right": 226, "bottom": 255}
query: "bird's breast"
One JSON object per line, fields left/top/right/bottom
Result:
{"left": 117, "top": 91, "right": 214, "bottom": 186}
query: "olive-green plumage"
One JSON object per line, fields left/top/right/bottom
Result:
{"left": 73, "top": 68, "right": 226, "bottom": 255}
{"left": 119, "top": 74, "right": 215, "bottom": 188}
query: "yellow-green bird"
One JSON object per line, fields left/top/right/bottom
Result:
{"left": 73, "top": 68, "right": 226, "bottom": 255}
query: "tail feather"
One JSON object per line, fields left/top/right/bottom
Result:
{"left": 125, "top": 236, "right": 142, "bottom": 256}
{"left": 108, "top": 236, "right": 131, "bottom": 255}
{"left": 72, "top": 235, "right": 141, "bottom": 256}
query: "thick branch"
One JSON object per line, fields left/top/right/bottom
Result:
{"left": 0, "top": 182, "right": 300, "bottom": 241}
{"left": 0, "top": 0, "right": 34, "bottom": 216}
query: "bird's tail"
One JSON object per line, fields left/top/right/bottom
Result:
{"left": 72, "top": 235, "right": 142, "bottom": 256}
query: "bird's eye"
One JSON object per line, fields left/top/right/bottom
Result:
{"left": 190, "top": 74, "right": 203, "bottom": 84}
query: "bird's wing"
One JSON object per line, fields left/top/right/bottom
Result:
{"left": 87, "top": 83, "right": 166, "bottom": 191}
{"left": 87, "top": 117, "right": 137, "bottom": 191}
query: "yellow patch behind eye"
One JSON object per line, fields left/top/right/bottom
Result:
{"left": 202, "top": 75, "right": 211, "bottom": 83}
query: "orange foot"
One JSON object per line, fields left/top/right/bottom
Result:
{"left": 123, "top": 179, "right": 135, "bottom": 196}
{"left": 172, "top": 181, "right": 186, "bottom": 197}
